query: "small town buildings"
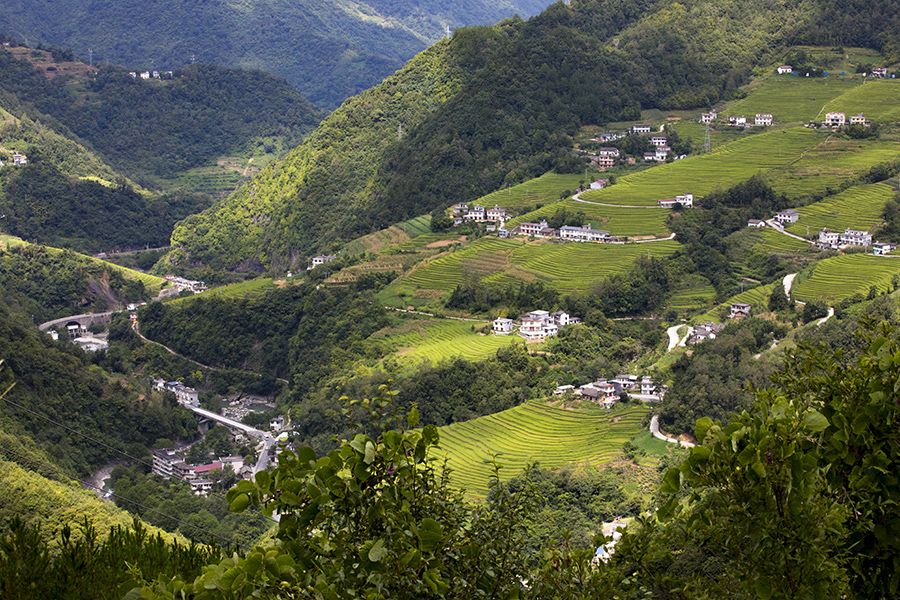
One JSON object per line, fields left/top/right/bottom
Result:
{"left": 874, "top": 242, "right": 897, "bottom": 255}
{"left": 650, "top": 136, "right": 667, "bottom": 147}
{"left": 613, "top": 374, "right": 639, "bottom": 389}
{"left": 486, "top": 205, "right": 508, "bottom": 221}
{"left": 818, "top": 229, "right": 840, "bottom": 246}
{"left": 310, "top": 255, "right": 337, "bottom": 269}
{"left": 840, "top": 228, "right": 872, "bottom": 247}
{"left": 153, "top": 379, "right": 200, "bottom": 404}
{"left": 657, "top": 193, "right": 693, "bottom": 209}
{"left": 632, "top": 124, "right": 652, "bottom": 134}
{"left": 777, "top": 65, "right": 793, "bottom": 74}
{"left": 774, "top": 209, "right": 799, "bottom": 224}
{"left": 517, "top": 310, "right": 571, "bottom": 340}
{"left": 755, "top": 113, "right": 773, "bottom": 126}
{"left": 689, "top": 321, "right": 725, "bottom": 344}
{"left": 163, "top": 274, "right": 207, "bottom": 293}
{"left": 558, "top": 224, "right": 611, "bottom": 242}
{"left": 464, "top": 205, "right": 486, "bottom": 221}
{"left": 519, "top": 220, "right": 549, "bottom": 236}
{"left": 730, "top": 303, "right": 751, "bottom": 319}
{"left": 492, "top": 318, "right": 515, "bottom": 335}
{"left": 140, "top": 71, "right": 150, "bottom": 79}
{"left": 825, "top": 112, "right": 846, "bottom": 127}
{"left": 747, "top": 219, "right": 765, "bottom": 228}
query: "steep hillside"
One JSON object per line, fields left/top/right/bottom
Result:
{"left": 0, "top": 0, "right": 550, "bottom": 110}
{"left": 167, "top": 0, "right": 900, "bottom": 272}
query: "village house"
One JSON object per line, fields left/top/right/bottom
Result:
{"left": 825, "top": 112, "right": 846, "bottom": 127}
{"left": 518, "top": 220, "right": 549, "bottom": 236}
{"left": 774, "top": 209, "right": 799, "bottom": 224}
{"left": 689, "top": 321, "right": 725, "bottom": 344}
{"left": 464, "top": 205, "right": 486, "bottom": 221}
{"left": 12, "top": 153, "right": 27, "bottom": 165}
{"left": 517, "top": 310, "right": 572, "bottom": 340}
{"left": 486, "top": 205, "right": 508, "bottom": 221}
{"left": 747, "top": 219, "right": 765, "bottom": 228}
{"left": 140, "top": 71, "right": 150, "bottom": 79}
{"left": 578, "top": 381, "right": 619, "bottom": 407}
{"left": 632, "top": 124, "right": 652, "bottom": 134}
{"left": 874, "top": 242, "right": 897, "bottom": 255}
{"left": 643, "top": 152, "right": 659, "bottom": 162}
{"left": 650, "top": 136, "right": 667, "bottom": 147}
{"left": 309, "top": 254, "right": 337, "bottom": 269}
{"left": 538, "top": 225, "right": 557, "bottom": 239}
{"left": 755, "top": 113, "right": 773, "bottom": 126}
{"left": 492, "top": 318, "right": 515, "bottom": 335}
{"left": 655, "top": 146, "right": 671, "bottom": 161}
{"left": 129, "top": 72, "right": 137, "bottom": 78}
{"left": 486, "top": 223, "right": 497, "bottom": 232}
{"left": 657, "top": 193, "right": 693, "bottom": 209}
{"left": 729, "top": 116, "right": 747, "bottom": 126}
{"left": 840, "top": 228, "right": 872, "bottom": 247}
{"left": 640, "top": 376, "right": 657, "bottom": 395}
{"left": 558, "top": 224, "right": 611, "bottom": 242}
{"left": 700, "top": 110, "right": 717, "bottom": 124}
{"left": 871, "top": 67, "right": 888, "bottom": 78}
{"left": 777, "top": 65, "right": 793, "bottom": 74}
{"left": 595, "top": 155, "right": 615, "bottom": 169}
{"left": 452, "top": 202, "right": 468, "bottom": 214}
{"left": 849, "top": 113, "right": 869, "bottom": 126}
{"left": 818, "top": 229, "right": 840, "bottom": 247}
{"left": 153, "top": 379, "right": 200, "bottom": 404}
{"left": 613, "top": 374, "right": 639, "bottom": 389}
{"left": 498, "top": 228, "right": 510, "bottom": 238}
{"left": 598, "top": 147, "right": 620, "bottom": 158}
{"left": 589, "top": 179, "right": 609, "bottom": 190}
{"left": 730, "top": 303, "right": 751, "bottom": 319}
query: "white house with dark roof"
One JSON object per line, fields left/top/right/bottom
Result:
{"left": 774, "top": 210, "right": 799, "bottom": 224}
{"left": 747, "top": 219, "right": 765, "bottom": 228}
{"left": 730, "top": 303, "right": 751, "bottom": 318}
{"left": 825, "top": 112, "right": 846, "bottom": 127}
{"left": 486, "top": 205, "right": 508, "bottom": 221}
{"left": 874, "top": 242, "right": 897, "bottom": 255}
{"left": 840, "top": 229, "right": 872, "bottom": 247}
{"left": 755, "top": 113, "right": 773, "bottom": 126}
{"left": 310, "top": 255, "right": 337, "bottom": 269}
{"left": 849, "top": 113, "right": 869, "bottom": 126}
{"left": 700, "top": 110, "right": 717, "bottom": 124}
{"left": 519, "top": 220, "right": 548, "bottom": 236}
{"left": 777, "top": 65, "right": 793, "bottom": 74}
{"left": 632, "top": 124, "right": 652, "bottom": 134}
{"left": 657, "top": 193, "right": 693, "bottom": 208}
{"left": 559, "top": 224, "right": 611, "bottom": 242}
{"left": 651, "top": 136, "right": 667, "bottom": 147}
{"left": 464, "top": 205, "right": 486, "bottom": 221}
{"left": 598, "top": 147, "right": 620, "bottom": 157}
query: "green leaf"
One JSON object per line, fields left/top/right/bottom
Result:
{"left": 364, "top": 441, "right": 376, "bottom": 465}
{"left": 350, "top": 434, "right": 368, "bottom": 455}
{"left": 695, "top": 417, "right": 713, "bottom": 441}
{"left": 802, "top": 410, "right": 829, "bottom": 432}
{"left": 418, "top": 518, "right": 443, "bottom": 552}
{"left": 737, "top": 445, "right": 756, "bottom": 466}
{"left": 755, "top": 577, "right": 773, "bottom": 600}
{"left": 296, "top": 446, "right": 317, "bottom": 465}
{"left": 384, "top": 430, "right": 401, "bottom": 449}
{"left": 368, "top": 538, "right": 387, "bottom": 562}
{"left": 230, "top": 492, "right": 251, "bottom": 512}
{"left": 407, "top": 407, "right": 420, "bottom": 427}
{"left": 659, "top": 468, "right": 681, "bottom": 495}
{"left": 422, "top": 424, "right": 439, "bottom": 446}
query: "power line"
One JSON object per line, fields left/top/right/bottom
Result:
{"left": 0, "top": 444, "right": 245, "bottom": 549}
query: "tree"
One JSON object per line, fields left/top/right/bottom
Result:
{"left": 768, "top": 284, "right": 791, "bottom": 312}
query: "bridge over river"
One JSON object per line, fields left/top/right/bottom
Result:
{"left": 178, "top": 401, "right": 277, "bottom": 475}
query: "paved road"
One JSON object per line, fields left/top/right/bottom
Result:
{"left": 650, "top": 415, "right": 695, "bottom": 448}
{"left": 765, "top": 219, "right": 815, "bottom": 245}
{"left": 665, "top": 324, "right": 691, "bottom": 351}
{"left": 572, "top": 190, "right": 666, "bottom": 209}
{"left": 783, "top": 273, "right": 797, "bottom": 296}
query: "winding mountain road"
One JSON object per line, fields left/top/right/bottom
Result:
{"left": 650, "top": 415, "right": 695, "bottom": 448}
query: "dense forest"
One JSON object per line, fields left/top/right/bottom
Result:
{"left": 0, "top": 50, "right": 324, "bottom": 187}
{"left": 0, "top": 0, "right": 548, "bottom": 109}
{"left": 166, "top": 0, "right": 900, "bottom": 272}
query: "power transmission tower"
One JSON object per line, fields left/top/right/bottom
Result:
{"left": 88, "top": 48, "right": 93, "bottom": 67}
{"left": 704, "top": 123, "right": 711, "bottom": 153}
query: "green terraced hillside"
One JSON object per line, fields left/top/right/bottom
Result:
{"left": 372, "top": 318, "right": 520, "bottom": 365}
{"left": 792, "top": 255, "right": 900, "bottom": 304}
{"left": 401, "top": 238, "right": 525, "bottom": 291}
{"left": 817, "top": 80, "right": 900, "bottom": 123}
{"left": 785, "top": 183, "right": 893, "bottom": 237}
{"left": 578, "top": 128, "right": 821, "bottom": 206}
{"left": 507, "top": 201, "right": 671, "bottom": 239}
{"left": 697, "top": 283, "right": 777, "bottom": 324}
{"left": 752, "top": 228, "right": 817, "bottom": 254}
{"left": 472, "top": 173, "right": 586, "bottom": 211}
{"left": 433, "top": 400, "right": 649, "bottom": 498}
{"left": 725, "top": 76, "right": 862, "bottom": 124}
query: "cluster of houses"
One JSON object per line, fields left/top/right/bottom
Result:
{"left": 309, "top": 254, "right": 337, "bottom": 269}
{"left": 151, "top": 448, "right": 251, "bottom": 495}
{"left": 452, "top": 203, "right": 511, "bottom": 226}
{"left": 161, "top": 274, "right": 207, "bottom": 294}
{"left": 128, "top": 70, "right": 174, "bottom": 80}
{"left": 493, "top": 310, "right": 578, "bottom": 340}
{"left": 657, "top": 193, "right": 693, "bottom": 208}
{"left": 814, "top": 112, "right": 870, "bottom": 128}
{"left": 505, "top": 220, "right": 618, "bottom": 243}
{"left": 556, "top": 374, "right": 664, "bottom": 408}
{"left": 0, "top": 152, "right": 27, "bottom": 167}
{"left": 153, "top": 378, "right": 200, "bottom": 405}
{"left": 817, "top": 228, "right": 895, "bottom": 252}
{"left": 699, "top": 110, "right": 774, "bottom": 128}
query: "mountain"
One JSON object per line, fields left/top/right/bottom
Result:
{"left": 167, "top": 0, "right": 900, "bottom": 273}
{"left": 0, "top": 0, "right": 551, "bottom": 110}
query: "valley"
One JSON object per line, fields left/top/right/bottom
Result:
{"left": 1, "top": 0, "right": 900, "bottom": 596}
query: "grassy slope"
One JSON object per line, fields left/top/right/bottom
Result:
{"left": 433, "top": 401, "right": 648, "bottom": 498}
{"left": 792, "top": 255, "right": 900, "bottom": 303}
{"left": 371, "top": 318, "right": 520, "bottom": 365}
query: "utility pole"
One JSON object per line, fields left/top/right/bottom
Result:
{"left": 398, "top": 123, "right": 402, "bottom": 142}
{"left": 88, "top": 48, "right": 93, "bottom": 67}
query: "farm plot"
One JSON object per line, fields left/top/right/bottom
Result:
{"left": 578, "top": 128, "right": 821, "bottom": 206}
{"left": 434, "top": 401, "right": 648, "bottom": 497}
{"left": 473, "top": 173, "right": 585, "bottom": 210}
{"left": 376, "top": 318, "right": 518, "bottom": 365}
{"left": 396, "top": 215, "right": 432, "bottom": 238}
{"left": 402, "top": 238, "right": 524, "bottom": 291}
{"left": 792, "top": 255, "right": 900, "bottom": 304}
{"left": 785, "top": 183, "right": 893, "bottom": 237}
{"left": 725, "top": 77, "right": 862, "bottom": 124}
{"left": 771, "top": 138, "right": 900, "bottom": 198}
{"left": 507, "top": 202, "right": 671, "bottom": 238}
{"left": 753, "top": 229, "right": 816, "bottom": 254}
{"left": 175, "top": 277, "right": 278, "bottom": 303}
{"left": 508, "top": 240, "right": 681, "bottom": 293}
{"left": 697, "top": 283, "right": 776, "bottom": 324}
{"left": 668, "top": 285, "right": 717, "bottom": 312}
{"left": 342, "top": 225, "right": 411, "bottom": 255}
{"left": 818, "top": 80, "right": 900, "bottom": 123}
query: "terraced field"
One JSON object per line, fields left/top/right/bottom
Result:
{"left": 792, "top": 255, "right": 900, "bottom": 304}
{"left": 174, "top": 277, "right": 280, "bottom": 303}
{"left": 507, "top": 202, "right": 671, "bottom": 238}
{"left": 697, "top": 283, "right": 776, "bottom": 324}
{"left": 376, "top": 319, "right": 519, "bottom": 365}
{"left": 434, "top": 401, "right": 649, "bottom": 497}
{"left": 472, "top": 173, "right": 585, "bottom": 210}
{"left": 668, "top": 285, "right": 717, "bottom": 312}
{"left": 725, "top": 76, "right": 862, "bottom": 124}
{"left": 752, "top": 228, "right": 815, "bottom": 254}
{"left": 396, "top": 215, "right": 433, "bottom": 238}
{"left": 817, "top": 80, "right": 900, "bottom": 122}
{"left": 771, "top": 137, "right": 900, "bottom": 198}
{"left": 402, "top": 238, "right": 524, "bottom": 291}
{"left": 578, "top": 128, "right": 821, "bottom": 206}
{"left": 785, "top": 183, "right": 892, "bottom": 237}
{"left": 508, "top": 241, "right": 681, "bottom": 292}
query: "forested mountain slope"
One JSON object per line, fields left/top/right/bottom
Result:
{"left": 169, "top": 0, "right": 900, "bottom": 272}
{"left": 0, "top": 0, "right": 550, "bottom": 109}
